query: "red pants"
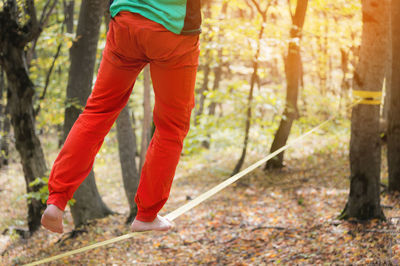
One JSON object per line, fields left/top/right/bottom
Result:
{"left": 47, "top": 12, "right": 199, "bottom": 222}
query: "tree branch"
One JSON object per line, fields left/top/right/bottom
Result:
{"left": 34, "top": 41, "right": 62, "bottom": 117}
{"left": 250, "top": 0, "right": 264, "bottom": 15}
{"left": 250, "top": 0, "right": 275, "bottom": 21}
{"left": 39, "top": 0, "right": 59, "bottom": 27}
{"left": 23, "top": 0, "right": 41, "bottom": 43}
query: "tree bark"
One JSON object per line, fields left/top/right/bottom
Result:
{"left": 340, "top": 0, "right": 388, "bottom": 221}
{"left": 265, "top": 0, "right": 308, "bottom": 169}
{"left": 194, "top": 1, "right": 212, "bottom": 126}
{"left": 0, "top": 98, "right": 10, "bottom": 167}
{"left": 116, "top": 106, "right": 140, "bottom": 223}
{"left": 382, "top": 0, "right": 392, "bottom": 137}
{"left": 388, "top": 0, "right": 400, "bottom": 192}
{"left": 208, "top": 2, "right": 228, "bottom": 118}
{"left": 338, "top": 48, "right": 350, "bottom": 112}
{"left": 0, "top": 67, "right": 10, "bottom": 167}
{"left": 64, "top": 0, "right": 112, "bottom": 227}
{"left": 63, "top": 0, "right": 75, "bottom": 33}
{"left": 232, "top": 0, "right": 272, "bottom": 175}
{"left": 139, "top": 66, "right": 152, "bottom": 173}
{"left": 195, "top": 51, "right": 211, "bottom": 125}
{"left": 208, "top": 66, "right": 222, "bottom": 117}
{"left": 0, "top": 0, "right": 48, "bottom": 234}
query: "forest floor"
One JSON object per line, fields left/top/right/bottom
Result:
{"left": 1, "top": 124, "right": 400, "bottom": 265}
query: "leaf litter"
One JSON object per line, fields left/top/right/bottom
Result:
{"left": 1, "top": 132, "right": 399, "bottom": 265}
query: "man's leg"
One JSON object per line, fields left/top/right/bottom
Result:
{"left": 131, "top": 33, "right": 200, "bottom": 232}
{"left": 42, "top": 17, "right": 147, "bottom": 233}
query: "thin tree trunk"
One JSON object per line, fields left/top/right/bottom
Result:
{"left": 194, "top": 2, "right": 212, "bottom": 126}
{"left": 0, "top": 0, "right": 48, "bottom": 234}
{"left": 231, "top": 58, "right": 259, "bottom": 176}
{"left": 340, "top": 0, "right": 388, "bottom": 221}
{"left": 116, "top": 106, "right": 140, "bottom": 223}
{"left": 63, "top": 0, "right": 75, "bottom": 34}
{"left": 0, "top": 99, "right": 10, "bottom": 167}
{"left": 265, "top": 0, "right": 308, "bottom": 170}
{"left": 64, "top": 0, "right": 112, "bottom": 227}
{"left": 208, "top": 66, "right": 222, "bottom": 117}
{"left": 195, "top": 52, "right": 211, "bottom": 125}
{"left": 0, "top": 67, "right": 9, "bottom": 167}
{"left": 207, "top": 2, "right": 228, "bottom": 118}
{"left": 202, "top": 55, "right": 223, "bottom": 149}
{"left": 139, "top": 65, "right": 152, "bottom": 173}
{"left": 57, "top": 0, "right": 75, "bottom": 149}
{"left": 382, "top": 3, "right": 392, "bottom": 137}
{"left": 388, "top": 0, "right": 400, "bottom": 192}
{"left": 232, "top": 0, "right": 271, "bottom": 175}
{"left": 338, "top": 48, "right": 349, "bottom": 112}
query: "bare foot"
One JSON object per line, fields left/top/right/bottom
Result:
{"left": 41, "top": 204, "right": 64, "bottom": 233}
{"left": 130, "top": 215, "right": 174, "bottom": 232}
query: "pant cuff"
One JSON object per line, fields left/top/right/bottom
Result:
{"left": 135, "top": 211, "right": 157, "bottom": 222}
{"left": 47, "top": 192, "right": 69, "bottom": 211}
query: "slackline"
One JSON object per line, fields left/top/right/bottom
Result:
{"left": 25, "top": 100, "right": 361, "bottom": 266}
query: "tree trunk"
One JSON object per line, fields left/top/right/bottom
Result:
{"left": 207, "top": 2, "right": 228, "bottom": 118}
{"left": 202, "top": 57, "right": 223, "bottom": 149}
{"left": 116, "top": 106, "right": 140, "bottom": 223}
{"left": 388, "top": 0, "right": 400, "bottom": 192}
{"left": 64, "top": 0, "right": 112, "bottom": 227}
{"left": 0, "top": 1, "right": 48, "bottom": 234}
{"left": 340, "top": 0, "right": 388, "bottom": 221}
{"left": 231, "top": 59, "right": 259, "bottom": 176}
{"left": 63, "top": 0, "right": 75, "bottom": 34}
{"left": 0, "top": 67, "right": 10, "bottom": 167}
{"left": 194, "top": 2, "right": 212, "bottom": 126}
{"left": 382, "top": 0, "right": 392, "bottom": 137}
{"left": 139, "top": 65, "right": 152, "bottom": 173}
{"left": 208, "top": 65, "right": 222, "bottom": 117}
{"left": 195, "top": 52, "right": 211, "bottom": 125}
{"left": 338, "top": 48, "right": 349, "bottom": 112}
{"left": 265, "top": 0, "right": 308, "bottom": 170}
{"left": 0, "top": 98, "right": 10, "bottom": 167}
{"left": 232, "top": 6, "right": 268, "bottom": 175}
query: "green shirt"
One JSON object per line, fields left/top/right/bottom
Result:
{"left": 110, "top": 0, "right": 201, "bottom": 35}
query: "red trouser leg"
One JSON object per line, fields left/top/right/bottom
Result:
{"left": 134, "top": 28, "right": 200, "bottom": 222}
{"left": 47, "top": 11, "right": 200, "bottom": 220}
{"left": 47, "top": 16, "right": 147, "bottom": 210}
{"left": 134, "top": 63, "right": 198, "bottom": 222}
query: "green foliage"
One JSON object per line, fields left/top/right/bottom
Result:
{"left": 183, "top": 0, "right": 361, "bottom": 158}
{"left": 26, "top": 177, "right": 49, "bottom": 204}
{"left": 19, "top": 176, "right": 75, "bottom": 206}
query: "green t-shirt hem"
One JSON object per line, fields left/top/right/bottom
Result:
{"left": 110, "top": 8, "right": 182, "bottom": 35}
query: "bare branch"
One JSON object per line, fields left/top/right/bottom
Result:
{"left": 35, "top": 42, "right": 62, "bottom": 116}
{"left": 243, "top": 0, "right": 254, "bottom": 13}
{"left": 41, "top": 43, "right": 62, "bottom": 101}
{"left": 39, "top": 0, "right": 59, "bottom": 27}
{"left": 250, "top": 0, "right": 263, "bottom": 16}
{"left": 250, "top": 0, "right": 275, "bottom": 21}
{"left": 39, "top": 0, "right": 52, "bottom": 25}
